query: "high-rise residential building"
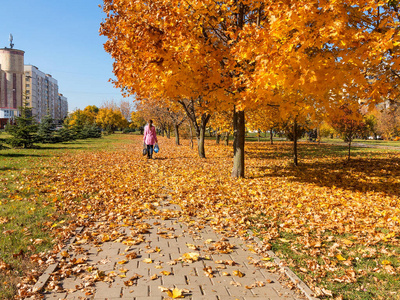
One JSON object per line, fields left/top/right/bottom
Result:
{"left": 0, "top": 42, "right": 68, "bottom": 128}
{"left": 24, "top": 65, "right": 66, "bottom": 123}
{"left": 0, "top": 47, "right": 24, "bottom": 122}
{"left": 57, "top": 93, "right": 68, "bottom": 124}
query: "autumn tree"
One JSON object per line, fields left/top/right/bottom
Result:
{"left": 96, "top": 108, "right": 128, "bottom": 134}
{"left": 130, "top": 111, "right": 146, "bottom": 131}
{"left": 101, "top": 0, "right": 399, "bottom": 177}
{"left": 330, "top": 105, "right": 367, "bottom": 160}
{"left": 376, "top": 105, "right": 400, "bottom": 139}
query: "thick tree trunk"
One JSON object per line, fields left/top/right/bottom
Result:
{"left": 293, "top": 121, "right": 298, "bottom": 166}
{"left": 197, "top": 125, "right": 206, "bottom": 158}
{"left": 216, "top": 132, "right": 221, "bottom": 144}
{"left": 225, "top": 132, "right": 230, "bottom": 146}
{"left": 231, "top": 110, "right": 245, "bottom": 178}
{"left": 257, "top": 129, "right": 261, "bottom": 142}
{"left": 167, "top": 128, "right": 171, "bottom": 139}
{"left": 174, "top": 124, "right": 180, "bottom": 145}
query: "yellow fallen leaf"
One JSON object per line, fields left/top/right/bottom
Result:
{"left": 382, "top": 260, "right": 392, "bottom": 265}
{"left": 336, "top": 254, "right": 346, "bottom": 261}
{"left": 117, "top": 260, "right": 127, "bottom": 265}
{"left": 186, "top": 243, "right": 198, "bottom": 250}
{"left": 166, "top": 287, "right": 184, "bottom": 298}
{"left": 342, "top": 239, "right": 353, "bottom": 246}
{"left": 181, "top": 252, "right": 199, "bottom": 262}
{"left": 160, "top": 270, "right": 172, "bottom": 276}
{"left": 60, "top": 251, "right": 69, "bottom": 258}
{"left": 143, "top": 258, "right": 153, "bottom": 264}
{"left": 232, "top": 270, "right": 244, "bottom": 277}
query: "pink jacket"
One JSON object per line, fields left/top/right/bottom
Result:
{"left": 143, "top": 124, "right": 158, "bottom": 145}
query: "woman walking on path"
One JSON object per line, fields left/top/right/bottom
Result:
{"left": 143, "top": 120, "right": 158, "bottom": 159}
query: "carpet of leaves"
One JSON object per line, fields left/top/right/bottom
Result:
{"left": 11, "top": 135, "right": 400, "bottom": 299}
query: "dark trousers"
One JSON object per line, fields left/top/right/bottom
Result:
{"left": 147, "top": 144, "right": 154, "bottom": 158}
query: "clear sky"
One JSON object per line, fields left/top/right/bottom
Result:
{"left": 0, "top": 0, "right": 130, "bottom": 111}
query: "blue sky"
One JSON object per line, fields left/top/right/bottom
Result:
{"left": 0, "top": 0, "right": 130, "bottom": 111}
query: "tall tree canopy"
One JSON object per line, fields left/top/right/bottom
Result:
{"left": 101, "top": 0, "right": 400, "bottom": 177}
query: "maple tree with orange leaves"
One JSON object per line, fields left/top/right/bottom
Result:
{"left": 100, "top": 0, "right": 399, "bottom": 177}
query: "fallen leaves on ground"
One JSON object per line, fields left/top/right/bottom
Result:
{"left": 10, "top": 135, "right": 400, "bottom": 299}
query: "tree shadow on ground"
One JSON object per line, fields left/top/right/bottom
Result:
{"left": 35, "top": 146, "right": 89, "bottom": 150}
{"left": 0, "top": 153, "right": 46, "bottom": 158}
{"left": 247, "top": 142, "right": 400, "bottom": 197}
{"left": 0, "top": 167, "right": 18, "bottom": 171}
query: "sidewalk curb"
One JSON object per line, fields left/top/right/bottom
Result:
{"left": 31, "top": 226, "right": 84, "bottom": 294}
{"left": 248, "top": 230, "right": 319, "bottom": 300}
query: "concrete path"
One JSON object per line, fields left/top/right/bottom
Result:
{"left": 35, "top": 202, "right": 309, "bottom": 300}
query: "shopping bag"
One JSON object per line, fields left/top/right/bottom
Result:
{"left": 143, "top": 144, "right": 148, "bottom": 156}
{"left": 154, "top": 144, "right": 159, "bottom": 153}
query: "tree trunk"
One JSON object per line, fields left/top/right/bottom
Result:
{"left": 231, "top": 110, "right": 245, "bottom": 178}
{"left": 174, "top": 124, "right": 180, "bottom": 145}
{"left": 257, "top": 129, "right": 261, "bottom": 142}
{"left": 270, "top": 128, "right": 273, "bottom": 145}
{"left": 189, "top": 123, "right": 193, "bottom": 149}
{"left": 293, "top": 121, "right": 298, "bottom": 166}
{"left": 178, "top": 98, "right": 210, "bottom": 158}
{"left": 197, "top": 125, "right": 206, "bottom": 158}
{"left": 216, "top": 132, "right": 221, "bottom": 144}
{"left": 348, "top": 140, "right": 351, "bottom": 160}
{"left": 167, "top": 128, "right": 171, "bottom": 139}
{"left": 225, "top": 132, "right": 230, "bottom": 146}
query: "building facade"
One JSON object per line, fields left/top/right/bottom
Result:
{"left": 24, "top": 65, "right": 67, "bottom": 123}
{"left": 0, "top": 45, "right": 68, "bottom": 127}
{"left": 0, "top": 48, "right": 25, "bottom": 124}
{"left": 57, "top": 93, "right": 68, "bottom": 124}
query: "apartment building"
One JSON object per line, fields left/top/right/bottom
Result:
{"left": 23, "top": 65, "right": 67, "bottom": 123}
{"left": 57, "top": 93, "right": 68, "bottom": 124}
{"left": 0, "top": 43, "right": 68, "bottom": 128}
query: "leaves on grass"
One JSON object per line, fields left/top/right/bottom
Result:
{"left": 10, "top": 136, "right": 400, "bottom": 299}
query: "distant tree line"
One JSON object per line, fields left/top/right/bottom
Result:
{"left": 1, "top": 99, "right": 144, "bottom": 149}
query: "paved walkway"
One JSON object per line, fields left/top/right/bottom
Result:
{"left": 34, "top": 202, "right": 310, "bottom": 300}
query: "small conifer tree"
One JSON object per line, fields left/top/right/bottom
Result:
{"left": 37, "top": 112, "right": 56, "bottom": 143}
{"left": 5, "top": 100, "right": 37, "bottom": 148}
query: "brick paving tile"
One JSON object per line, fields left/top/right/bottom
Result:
{"left": 37, "top": 203, "right": 309, "bottom": 300}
